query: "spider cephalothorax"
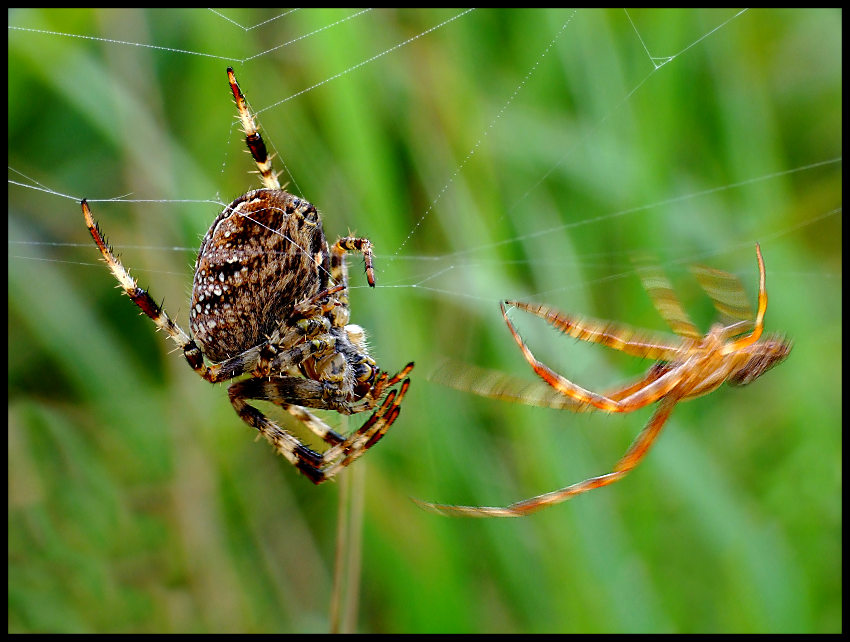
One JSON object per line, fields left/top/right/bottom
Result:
{"left": 422, "top": 245, "right": 790, "bottom": 517}
{"left": 82, "top": 67, "right": 412, "bottom": 483}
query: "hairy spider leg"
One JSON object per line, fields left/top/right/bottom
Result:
{"left": 227, "top": 67, "right": 280, "bottom": 190}
{"left": 416, "top": 394, "right": 678, "bottom": 518}
{"left": 321, "top": 376, "right": 412, "bottom": 479}
{"left": 506, "top": 301, "right": 685, "bottom": 362}
{"left": 632, "top": 256, "right": 701, "bottom": 338}
{"left": 690, "top": 263, "right": 754, "bottom": 330}
{"left": 268, "top": 362, "right": 414, "bottom": 450}
{"left": 284, "top": 405, "right": 347, "bottom": 446}
{"left": 330, "top": 237, "right": 376, "bottom": 288}
{"left": 429, "top": 358, "right": 673, "bottom": 411}
{"left": 227, "top": 377, "right": 333, "bottom": 481}
{"left": 722, "top": 244, "right": 767, "bottom": 354}
{"left": 84, "top": 202, "right": 344, "bottom": 385}
{"left": 229, "top": 68, "right": 377, "bottom": 291}
{"left": 82, "top": 199, "right": 269, "bottom": 384}
{"left": 387, "top": 361, "right": 416, "bottom": 386}
{"left": 228, "top": 368, "right": 412, "bottom": 484}
{"left": 500, "top": 302, "right": 686, "bottom": 413}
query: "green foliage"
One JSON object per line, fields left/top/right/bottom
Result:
{"left": 9, "top": 8, "right": 841, "bottom": 633}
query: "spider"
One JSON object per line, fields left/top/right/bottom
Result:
{"left": 420, "top": 244, "right": 791, "bottom": 517}
{"left": 82, "top": 67, "right": 413, "bottom": 484}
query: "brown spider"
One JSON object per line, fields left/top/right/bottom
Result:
{"left": 82, "top": 67, "right": 413, "bottom": 484}
{"left": 420, "top": 245, "right": 791, "bottom": 517}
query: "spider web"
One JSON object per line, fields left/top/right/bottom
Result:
{"left": 9, "top": 8, "right": 840, "bottom": 380}
{"left": 7, "top": 8, "right": 843, "bottom": 634}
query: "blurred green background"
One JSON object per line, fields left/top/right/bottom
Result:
{"left": 9, "top": 8, "right": 841, "bottom": 633}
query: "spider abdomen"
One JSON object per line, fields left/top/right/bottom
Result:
{"left": 190, "top": 188, "right": 330, "bottom": 362}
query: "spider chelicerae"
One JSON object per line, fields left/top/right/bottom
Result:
{"left": 422, "top": 245, "right": 791, "bottom": 517}
{"left": 82, "top": 67, "right": 413, "bottom": 484}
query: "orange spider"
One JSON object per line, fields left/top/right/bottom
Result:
{"left": 420, "top": 244, "right": 792, "bottom": 517}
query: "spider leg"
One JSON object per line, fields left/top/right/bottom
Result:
{"left": 227, "top": 377, "right": 333, "bottom": 482}
{"left": 291, "top": 285, "right": 345, "bottom": 317}
{"left": 690, "top": 263, "right": 754, "bottom": 330}
{"left": 83, "top": 202, "right": 319, "bottom": 384}
{"left": 243, "top": 328, "right": 349, "bottom": 447}
{"left": 330, "top": 237, "right": 376, "bottom": 288}
{"left": 632, "top": 256, "right": 701, "bottom": 338}
{"left": 322, "top": 362, "right": 413, "bottom": 474}
{"left": 717, "top": 320, "right": 755, "bottom": 342}
{"left": 82, "top": 199, "right": 251, "bottom": 384}
{"left": 321, "top": 377, "right": 412, "bottom": 479}
{"left": 416, "top": 394, "right": 678, "bottom": 517}
{"left": 227, "top": 67, "right": 281, "bottom": 190}
{"left": 254, "top": 290, "right": 348, "bottom": 377}
{"left": 506, "top": 301, "right": 684, "bottom": 361}
{"left": 609, "top": 362, "right": 674, "bottom": 399}
{"left": 429, "top": 358, "right": 673, "bottom": 411}
{"left": 228, "top": 371, "right": 411, "bottom": 484}
{"left": 377, "top": 361, "right": 416, "bottom": 390}
{"left": 283, "top": 405, "right": 345, "bottom": 446}
{"left": 264, "top": 333, "right": 342, "bottom": 375}
{"left": 722, "top": 243, "right": 767, "bottom": 354}
{"left": 501, "top": 302, "right": 681, "bottom": 412}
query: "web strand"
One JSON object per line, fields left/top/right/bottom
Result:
{"left": 8, "top": 9, "right": 841, "bottom": 308}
